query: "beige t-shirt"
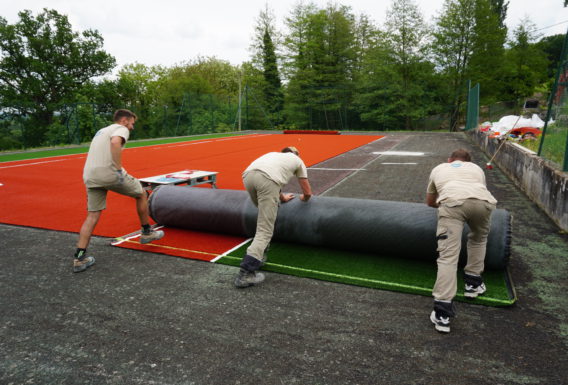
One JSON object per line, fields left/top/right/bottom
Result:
{"left": 244, "top": 152, "right": 308, "bottom": 187}
{"left": 83, "top": 124, "right": 130, "bottom": 187}
{"left": 427, "top": 161, "right": 497, "bottom": 204}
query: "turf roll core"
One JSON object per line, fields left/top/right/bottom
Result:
{"left": 148, "top": 186, "right": 511, "bottom": 270}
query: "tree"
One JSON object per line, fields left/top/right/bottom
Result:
{"left": 284, "top": 3, "right": 357, "bottom": 130}
{"left": 489, "top": 0, "right": 509, "bottom": 28}
{"left": 431, "top": 0, "right": 477, "bottom": 131}
{"left": 250, "top": 6, "right": 284, "bottom": 126}
{"left": 536, "top": 34, "right": 565, "bottom": 78}
{"left": 0, "top": 9, "right": 115, "bottom": 146}
{"left": 468, "top": 0, "right": 507, "bottom": 104}
{"left": 501, "top": 19, "right": 549, "bottom": 101}
{"left": 382, "top": 0, "right": 432, "bottom": 129}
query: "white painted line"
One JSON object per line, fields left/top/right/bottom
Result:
{"left": 216, "top": 134, "right": 270, "bottom": 141}
{"left": 309, "top": 168, "right": 367, "bottom": 171}
{"left": 381, "top": 162, "right": 418, "bottom": 165}
{"left": 372, "top": 151, "right": 425, "bottom": 156}
{"left": 111, "top": 225, "right": 165, "bottom": 245}
{"left": 211, "top": 238, "right": 252, "bottom": 262}
{"left": 163, "top": 140, "right": 213, "bottom": 148}
{"left": 0, "top": 158, "right": 72, "bottom": 169}
{"left": 0, "top": 183, "right": 3, "bottom": 187}
{"left": 148, "top": 134, "right": 269, "bottom": 150}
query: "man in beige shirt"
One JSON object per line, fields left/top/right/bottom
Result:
{"left": 73, "top": 109, "right": 164, "bottom": 273}
{"left": 235, "top": 146, "right": 313, "bottom": 288}
{"left": 426, "top": 148, "right": 497, "bottom": 333}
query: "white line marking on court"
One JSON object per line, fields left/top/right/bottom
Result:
{"left": 372, "top": 151, "right": 425, "bottom": 156}
{"left": 111, "top": 225, "right": 165, "bottom": 245}
{"left": 309, "top": 168, "right": 367, "bottom": 171}
{"left": 148, "top": 134, "right": 269, "bottom": 150}
{"left": 216, "top": 134, "right": 270, "bottom": 141}
{"left": 0, "top": 183, "right": 3, "bottom": 186}
{"left": 163, "top": 140, "right": 214, "bottom": 148}
{"left": 0, "top": 158, "right": 72, "bottom": 169}
{"left": 381, "top": 162, "right": 418, "bottom": 165}
{"left": 211, "top": 238, "right": 252, "bottom": 262}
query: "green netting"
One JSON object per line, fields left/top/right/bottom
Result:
{"left": 539, "top": 30, "right": 568, "bottom": 171}
{"left": 219, "top": 241, "right": 516, "bottom": 307}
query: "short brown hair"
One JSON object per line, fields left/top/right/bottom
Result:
{"left": 113, "top": 109, "right": 137, "bottom": 122}
{"left": 282, "top": 146, "right": 299, "bottom": 156}
{"left": 449, "top": 148, "right": 472, "bottom": 162}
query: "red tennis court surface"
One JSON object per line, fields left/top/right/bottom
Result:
{"left": 0, "top": 133, "right": 382, "bottom": 256}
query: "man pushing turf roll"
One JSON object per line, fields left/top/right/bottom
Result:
{"left": 426, "top": 148, "right": 497, "bottom": 333}
{"left": 235, "top": 146, "right": 313, "bottom": 288}
{"left": 73, "top": 109, "right": 164, "bottom": 273}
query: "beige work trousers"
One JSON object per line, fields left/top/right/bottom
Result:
{"left": 243, "top": 171, "right": 281, "bottom": 261}
{"left": 432, "top": 199, "right": 496, "bottom": 301}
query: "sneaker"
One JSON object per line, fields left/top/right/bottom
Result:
{"left": 430, "top": 310, "right": 451, "bottom": 333}
{"left": 234, "top": 269, "right": 265, "bottom": 288}
{"left": 73, "top": 255, "right": 95, "bottom": 273}
{"left": 464, "top": 282, "right": 487, "bottom": 298}
{"left": 140, "top": 230, "right": 165, "bottom": 244}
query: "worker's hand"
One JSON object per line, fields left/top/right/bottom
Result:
{"left": 280, "top": 193, "right": 295, "bottom": 203}
{"left": 300, "top": 194, "right": 311, "bottom": 202}
{"left": 116, "top": 169, "right": 125, "bottom": 184}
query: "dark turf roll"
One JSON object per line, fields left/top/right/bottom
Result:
{"left": 149, "top": 186, "right": 511, "bottom": 270}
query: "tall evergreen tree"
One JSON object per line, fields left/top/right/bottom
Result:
{"left": 249, "top": 5, "right": 283, "bottom": 126}
{"left": 284, "top": 3, "right": 357, "bottom": 130}
{"left": 261, "top": 25, "right": 284, "bottom": 122}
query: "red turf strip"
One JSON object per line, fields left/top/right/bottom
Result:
{"left": 283, "top": 130, "right": 340, "bottom": 135}
{"left": 112, "top": 227, "right": 248, "bottom": 262}
{"left": 0, "top": 133, "right": 382, "bottom": 240}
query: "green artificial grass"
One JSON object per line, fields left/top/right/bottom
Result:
{"left": 220, "top": 241, "right": 516, "bottom": 306}
{"left": 0, "top": 132, "right": 246, "bottom": 163}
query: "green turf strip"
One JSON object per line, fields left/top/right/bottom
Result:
{"left": 0, "top": 132, "right": 246, "bottom": 163}
{"left": 220, "top": 241, "right": 516, "bottom": 306}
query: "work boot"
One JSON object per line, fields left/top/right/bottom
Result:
{"left": 140, "top": 229, "right": 165, "bottom": 244}
{"left": 234, "top": 268, "right": 265, "bottom": 288}
{"left": 73, "top": 255, "right": 95, "bottom": 273}
{"left": 464, "top": 273, "right": 486, "bottom": 298}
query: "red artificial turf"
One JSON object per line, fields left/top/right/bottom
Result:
{"left": 112, "top": 227, "right": 248, "bottom": 262}
{"left": 283, "top": 130, "right": 340, "bottom": 135}
{"left": 0, "top": 133, "right": 382, "bottom": 240}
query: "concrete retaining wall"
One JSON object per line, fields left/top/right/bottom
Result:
{"left": 469, "top": 129, "right": 568, "bottom": 232}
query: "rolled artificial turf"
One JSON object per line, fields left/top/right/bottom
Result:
{"left": 219, "top": 241, "right": 516, "bottom": 306}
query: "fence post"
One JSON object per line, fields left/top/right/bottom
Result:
{"left": 465, "top": 81, "right": 480, "bottom": 131}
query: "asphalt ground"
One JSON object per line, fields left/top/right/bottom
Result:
{"left": 1, "top": 132, "right": 567, "bottom": 385}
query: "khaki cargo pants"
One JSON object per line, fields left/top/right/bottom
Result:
{"left": 433, "top": 199, "right": 496, "bottom": 301}
{"left": 243, "top": 170, "right": 280, "bottom": 261}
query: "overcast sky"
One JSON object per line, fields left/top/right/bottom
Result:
{"left": 3, "top": 0, "right": 568, "bottom": 70}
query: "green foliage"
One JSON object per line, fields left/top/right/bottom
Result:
{"left": 0, "top": 8, "right": 115, "bottom": 146}
{"left": 1, "top": 2, "right": 563, "bottom": 147}
{"left": 283, "top": 3, "right": 357, "bottom": 130}
{"left": 501, "top": 19, "right": 549, "bottom": 101}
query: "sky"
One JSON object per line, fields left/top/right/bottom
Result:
{"left": 3, "top": 0, "right": 568, "bottom": 70}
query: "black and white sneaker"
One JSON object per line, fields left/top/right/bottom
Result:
{"left": 430, "top": 310, "right": 451, "bottom": 333}
{"left": 464, "top": 273, "right": 486, "bottom": 298}
{"left": 464, "top": 282, "right": 486, "bottom": 298}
